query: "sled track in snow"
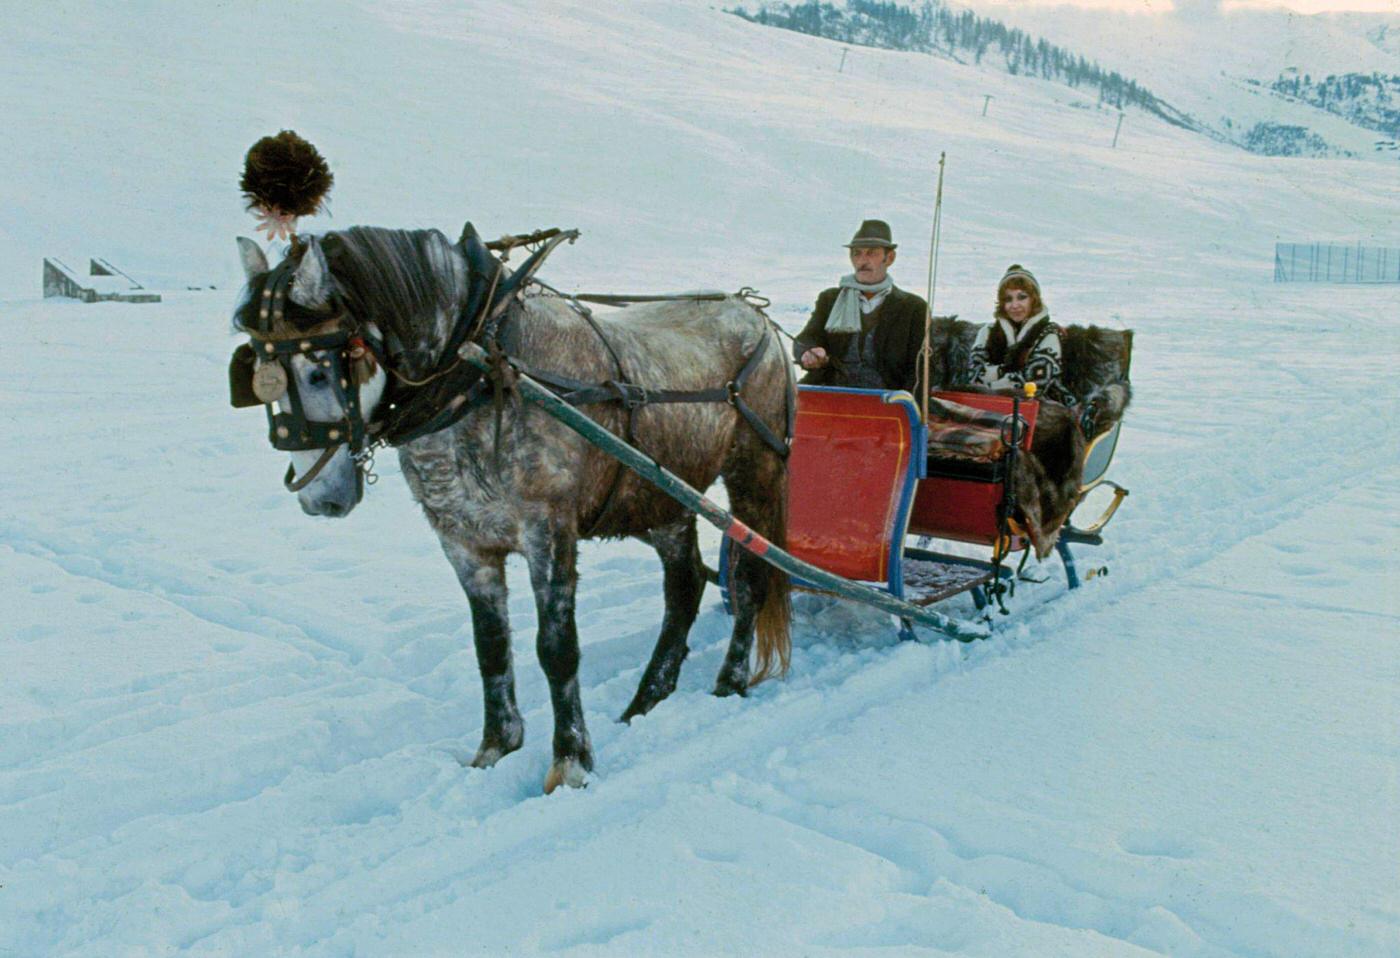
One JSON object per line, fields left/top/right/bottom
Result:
{"left": 5, "top": 407, "right": 1394, "bottom": 954}
{"left": 285, "top": 429, "right": 1359, "bottom": 952}
{"left": 4, "top": 289, "right": 1398, "bottom": 953}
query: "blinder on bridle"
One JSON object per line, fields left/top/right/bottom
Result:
{"left": 228, "top": 256, "right": 381, "bottom": 492}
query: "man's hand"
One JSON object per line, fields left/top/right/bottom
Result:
{"left": 800, "top": 347, "right": 829, "bottom": 370}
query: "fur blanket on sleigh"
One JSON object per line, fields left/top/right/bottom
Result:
{"left": 926, "top": 318, "right": 1133, "bottom": 557}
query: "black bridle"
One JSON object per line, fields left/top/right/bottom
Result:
{"left": 228, "top": 257, "right": 382, "bottom": 492}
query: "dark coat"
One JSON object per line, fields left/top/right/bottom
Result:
{"left": 792, "top": 285, "right": 929, "bottom": 393}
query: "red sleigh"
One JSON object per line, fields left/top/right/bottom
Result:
{"left": 721, "top": 331, "right": 1131, "bottom": 638}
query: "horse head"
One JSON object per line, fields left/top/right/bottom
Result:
{"left": 230, "top": 235, "right": 389, "bottom": 518}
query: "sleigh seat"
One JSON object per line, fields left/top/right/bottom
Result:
{"left": 718, "top": 385, "right": 1016, "bottom": 635}
{"left": 718, "top": 326, "right": 1132, "bottom": 632}
{"left": 914, "top": 321, "right": 1134, "bottom": 589}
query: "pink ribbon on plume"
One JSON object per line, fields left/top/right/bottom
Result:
{"left": 253, "top": 206, "right": 299, "bottom": 242}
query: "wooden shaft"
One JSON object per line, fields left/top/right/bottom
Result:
{"left": 459, "top": 343, "right": 989, "bottom": 643}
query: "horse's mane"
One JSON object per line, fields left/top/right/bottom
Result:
{"left": 234, "top": 226, "right": 467, "bottom": 377}
{"left": 323, "top": 227, "right": 466, "bottom": 372}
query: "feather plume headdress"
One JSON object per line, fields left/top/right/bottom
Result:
{"left": 240, "top": 130, "right": 333, "bottom": 241}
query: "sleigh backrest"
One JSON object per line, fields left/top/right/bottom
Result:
{"left": 925, "top": 316, "right": 981, "bottom": 390}
{"left": 785, "top": 386, "right": 925, "bottom": 587}
{"left": 1061, "top": 326, "right": 1132, "bottom": 488}
{"left": 928, "top": 319, "right": 1132, "bottom": 405}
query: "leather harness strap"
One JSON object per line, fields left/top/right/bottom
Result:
{"left": 569, "top": 306, "right": 640, "bottom": 537}
{"left": 511, "top": 314, "right": 788, "bottom": 538}
{"left": 514, "top": 327, "right": 788, "bottom": 458}
{"left": 357, "top": 230, "right": 791, "bottom": 525}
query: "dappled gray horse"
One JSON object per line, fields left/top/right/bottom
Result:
{"left": 230, "top": 226, "right": 793, "bottom": 793}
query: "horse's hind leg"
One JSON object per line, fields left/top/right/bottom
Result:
{"left": 715, "top": 443, "right": 791, "bottom": 697}
{"left": 441, "top": 542, "right": 524, "bottom": 768}
{"left": 621, "top": 516, "right": 704, "bottom": 722}
{"left": 715, "top": 545, "right": 764, "bottom": 696}
{"left": 523, "top": 514, "right": 594, "bottom": 793}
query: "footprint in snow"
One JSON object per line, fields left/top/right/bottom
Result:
{"left": 1118, "top": 827, "right": 1197, "bottom": 860}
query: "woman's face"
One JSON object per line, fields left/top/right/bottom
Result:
{"left": 1001, "top": 287, "right": 1035, "bottom": 324}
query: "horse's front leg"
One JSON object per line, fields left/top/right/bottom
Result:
{"left": 442, "top": 542, "right": 524, "bottom": 768}
{"left": 524, "top": 515, "right": 593, "bottom": 793}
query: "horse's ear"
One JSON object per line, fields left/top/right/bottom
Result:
{"left": 236, "top": 236, "right": 268, "bottom": 279}
{"left": 289, "top": 236, "right": 332, "bottom": 308}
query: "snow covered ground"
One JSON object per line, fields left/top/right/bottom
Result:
{"left": 2, "top": 1, "right": 1398, "bottom": 954}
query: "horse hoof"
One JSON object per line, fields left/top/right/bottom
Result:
{"left": 470, "top": 746, "right": 505, "bottom": 769}
{"left": 620, "top": 696, "right": 657, "bottom": 724}
{"left": 543, "top": 757, "right": 589, "bottom": 794}
{"left": 469, "top": 730, "right": 523, "bottom": 769}
{"left": 712, "top": 676, "right": 749, "bottom": 699}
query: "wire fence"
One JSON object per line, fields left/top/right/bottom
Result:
{"left": 1275, "top": 243, "right": 1400, "bottom": 283}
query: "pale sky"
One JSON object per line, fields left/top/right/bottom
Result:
{"left": 1008, "top": 0, "right": 1399, "bottom": 11}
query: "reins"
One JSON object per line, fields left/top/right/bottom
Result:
{"left": 283, "top": 444, "right": 340, "bottom": 491}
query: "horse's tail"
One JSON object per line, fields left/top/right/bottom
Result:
{"left": 749, "top": 331, "right": 794, "bottom": 687}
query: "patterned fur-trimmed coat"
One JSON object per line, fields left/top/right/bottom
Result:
{"left": 969, "top": 312, "right": 1074, "bottom": 407}
{"left": 960, "top": 313, "right": 1130, "bottom": 557}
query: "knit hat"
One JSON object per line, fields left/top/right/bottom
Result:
{"left": 997, "top": 263, "right": 1040, "bottom": 296}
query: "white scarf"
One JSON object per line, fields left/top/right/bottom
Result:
{"left": 995, "top": 308, "right": 1050, "bottom": 346}
{"left": 827, "top": 274, "right": 895, "bottom": 334}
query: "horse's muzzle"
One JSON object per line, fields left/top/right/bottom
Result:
{"left": 301, "top": 489, "right": 360, "bottom": 518}
{"left": 305, "top": 499, "right": 348, "bottom": 518}
{"left": 296, "top": 449, "right": 364, "bottom": 518}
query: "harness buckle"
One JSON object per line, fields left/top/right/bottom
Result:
{"left": 999, "top": 413, "right": 1029, "bottom": 447}
{"left": 609, "top": 380, "right": 649, "bottom": 410}
{"left": 725, "top": 380, "right": 740, "bottom": 406}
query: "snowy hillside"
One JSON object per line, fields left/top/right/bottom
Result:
{"left": 959, "top": 0, "right": 1400, "bottom": 156}
{"left": 2, "top": 1, "right": 1399, "bottom": 955}
{"left": 1349, "top": 14, "right": 1400, "bottom": 56}
{"left": 736, "top": 0, "right": 1400, "bottom": 156}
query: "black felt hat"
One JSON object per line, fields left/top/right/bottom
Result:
{"left": 844, "top": 219, "right": 896, "bottom": 249}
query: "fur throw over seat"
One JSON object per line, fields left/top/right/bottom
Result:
{"left": 924, "top": 318, "right": 1134, "bottom": 557}
{"left": 926, "top": 318, "right": 1133, "bottom": 425}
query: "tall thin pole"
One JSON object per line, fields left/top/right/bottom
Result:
{"left": 981, "top": 95, "right": 993, "bottom": 116}
{"left": 922, "top": 152, "right": 947, "bottom": 424}
{"left": 838, "top": 47, "right": 849, "bottom": 73}
{"left": 1112, "top": 111, "right": 1125, "bottom": 148}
